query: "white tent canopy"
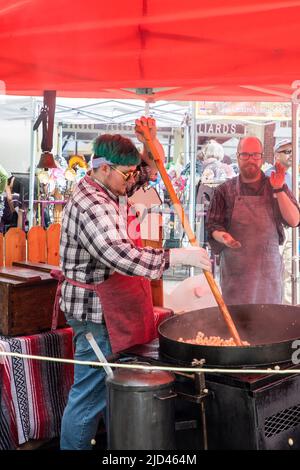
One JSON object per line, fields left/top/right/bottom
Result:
{"left": 0, "top": 96, "right": 189, "bottom": 126}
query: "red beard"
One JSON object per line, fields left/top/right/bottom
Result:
{"left": 240, "top": 163, "right": 260, "bottom": 179}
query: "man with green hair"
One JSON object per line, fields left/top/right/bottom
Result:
{"left": 57, "top": 118, "right": 211, "bottom": 450}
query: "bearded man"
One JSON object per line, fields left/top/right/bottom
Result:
{"left": 206, "top": 136, "right": 299, "bottom": 305}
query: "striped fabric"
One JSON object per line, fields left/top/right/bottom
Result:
{"left": 0, "top": 328, "right": 74, "bottom": 449}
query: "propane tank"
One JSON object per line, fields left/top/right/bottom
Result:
{"left": 106, "top": 365, "right": 176, "bottom": 450}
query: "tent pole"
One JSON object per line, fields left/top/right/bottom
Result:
{"left": 28, "top": 98, "right": 37, "bottom": 229}
{"left": 291, "top": 98, "right": 300, "bottom": 305}
{"left": 58, "top": 121, "right": 63, "bottom": 159}
{"left": 189, "top": 102, "right": 197, "bottom": 275}
{"left": 184, "top": 113, "right": 190, "bottom": 168}
{"left": 189, "top": 102, "right": 196, "bottom": 229}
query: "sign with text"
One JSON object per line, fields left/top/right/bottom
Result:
{"left": 197, "top": 122, "right": 245, "bottom": 137}
{"left": 196, "top": 101, "right": 291, "bottom": 121}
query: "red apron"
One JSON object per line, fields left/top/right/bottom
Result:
{"left": 51, "top": 178, "right": 156, "bottom": 353}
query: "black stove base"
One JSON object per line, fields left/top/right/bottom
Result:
{"left": 121, "top": 341, "right": 300, "bottom": 450}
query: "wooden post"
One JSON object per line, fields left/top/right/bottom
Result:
{"left": 28, "top": 226, "right": 47, "bottom": 263}
{"left": 46, "top": 223, "right": 61, "bottom": 266}
{"left": 4, "top": 228, "right": 26, "bottom": 267}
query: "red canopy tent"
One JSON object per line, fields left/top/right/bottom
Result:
{"left": 1, "top": 0, "right": 300, "bottom": 101}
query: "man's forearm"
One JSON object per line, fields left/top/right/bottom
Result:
{"left": 141, "top": 138, "right": 165, "bottom": 168}
{"left": 141, "top": 147, "right": 156, "bottom": 168}
{"left": 276, "top": 192, "right": 300, "bottom": 227}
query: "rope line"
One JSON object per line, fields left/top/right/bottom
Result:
{"left": 1, "top": 350, "right": 300, "bottom": 375}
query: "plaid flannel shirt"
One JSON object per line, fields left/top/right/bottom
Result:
{"left": 60, "top": 174, "right": 168, "bottom": 322}
{"left": 206, "top": 173, "right": 299, "bottom": 255}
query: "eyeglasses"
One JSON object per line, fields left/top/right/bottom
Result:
{"left": 278, "top": 149, "right": 292, "bottom": 155}
{"left": 238, "top": 152, "right": 263, "bottom": 161}
{"left": 110, "top": 165, "right": 140, "bottom": 181}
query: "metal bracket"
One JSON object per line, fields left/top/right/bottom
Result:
{"left": 136, "top": 87, "right": 154, "bottom": 96}
{"left": 175, "top": 390, "right": 209, "bottom": 404}
{"left": 173, "top": 358, "right": 210, "bottom": 403}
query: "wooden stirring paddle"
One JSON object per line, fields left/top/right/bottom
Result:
{"left": 135, "top": 117, "right": 243, "bottom": 346}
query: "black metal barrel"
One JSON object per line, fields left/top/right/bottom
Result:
{"left": 106, "top": 366, "right": 176, "bottom": 450}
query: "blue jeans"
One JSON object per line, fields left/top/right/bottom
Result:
{"left": 60, "top": 319, "right": 112, "bottom": 450}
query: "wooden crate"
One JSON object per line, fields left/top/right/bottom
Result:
{"left": 0, "top": 263, "right": 66, "bottom": 336}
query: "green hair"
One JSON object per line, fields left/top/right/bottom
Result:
{"left": 93, "top": 134, "right": 141, "bottom": 166}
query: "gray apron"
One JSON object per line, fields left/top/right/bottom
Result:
{"left": 220, "top": 177, "right": 283, "bottom": 304}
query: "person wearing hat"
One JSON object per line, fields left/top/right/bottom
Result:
{"left": 57, "top": 119, "right": 211, "bottom": 450}
{"left": 265, "top": 139, "right": 294, "bottom": 304}
{"left": 206, "top": 136, "right": 299, "bottom": 305}
{"left": 265, "top": 139, "right": 293, "bottom": 190}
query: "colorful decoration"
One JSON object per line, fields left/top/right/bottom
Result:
{"left": 51, "top": 167, "right": 65, "bottom": 179}
{"left": 64, "top": 168, "right": 77, "bottom": 182}
{"left": 37, "top": 170, "right": 50, "bottom": 185}
{"left": 0, "top": 164, "right": 8, "bottom": 194}
{"left": 64, "top": 154, "right": 88, "bottom": 184}
{"left": 34, "top": 155, "right": 89, "bottom": 226}
{"left": 68, "top": 155, "right": 88, "bottom": 171}
{"left": 162, "top": 164, "right": 187, "bottom": 202}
